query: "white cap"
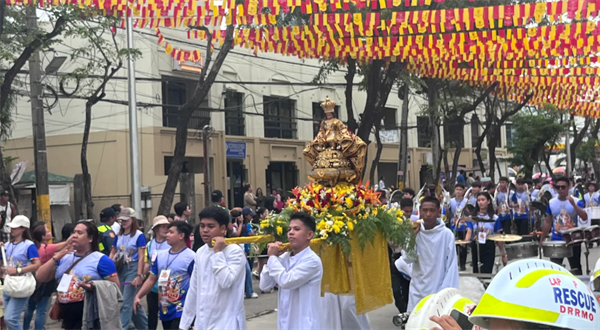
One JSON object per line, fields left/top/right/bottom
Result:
{"left": 8, "top": 215, "right": 30, "bottom": 229}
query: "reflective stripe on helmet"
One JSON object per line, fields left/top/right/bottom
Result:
{"left": 516, "top": 269, "right": 573, "bottom": 288}
{"left": 475, "top": 293, "right": 560, "bottom": 324}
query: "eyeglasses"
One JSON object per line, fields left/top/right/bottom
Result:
{"left": 555, "top": 185, "right": 568, "bottom": 190}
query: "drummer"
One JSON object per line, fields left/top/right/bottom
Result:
{"left": 510, "top": 179, "right": 530, "bottom": 236}
{"left": 584, "top": 181, "right": 600, "bottom": 207}
{"left": 464, "top": 192, "right": 506, "bottom": 274}
{"left": 495, "top": 177, "right": 513, "bottom": 234}
{"left": 467, "top": 181, "right": 481, "bottom": 206}
{"left": 530, "top": 178, "right": 542, "bottom": 201}
{"left": 448, "top": 183, "right": 468, "bottom": 271}
{"left": 540, "top": 176, "right": 588, "bottom": 275}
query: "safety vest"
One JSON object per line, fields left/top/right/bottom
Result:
{"left": 98, "top": 224, "right": 113, "bottom": 252}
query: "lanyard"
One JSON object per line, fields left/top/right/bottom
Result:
{"left": 6, "top": 240, "right": 24, "bottom": 260}
{"left": 165, "top": 248, "right": 186, "bottom": 270}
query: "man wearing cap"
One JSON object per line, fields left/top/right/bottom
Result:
{"left": 212, "top": 190, "right": 232, "bottom": 224}
{"left": 98, "top": 207, "right": 117, "bottom": 256}
{"left": 0, "top": 190, "right": 16, "bottom": 242}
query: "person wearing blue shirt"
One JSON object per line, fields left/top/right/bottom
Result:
{"left": 584, "top": 182, "right": 600, "bottom": 207}
{"left": 144, "top": 216, "right": 171, "bottom": 330}
{"left": 495, "top": 177, "right": 513, "bottom": 234}
{"left": 540, "top": 176, "right": 588, "bottom": 275}
{"left": 1, "top": 215, "right": 41, "bottom": 330}
{"left": 456, "top": 170, "right": 466, "bottom": 185}
{"left": 465, "top": 192, "right": 505, "bottom": 274}
{"left": 134, "top": 221, "right": 195, "bottom": 330}
{"left": 110, "top": 207, "right": 148, "bottom": 330}
{"left": 241, "top": 207, "right": 258, "bottom": 299}
{"left": 510, "top": 179, "right": 530, "bottom": 236}
{"left": 449, "top": 183, "right": 468, "bottom": 271}
{"left": 467, "top": 181, "right": 482, "bottom": 206}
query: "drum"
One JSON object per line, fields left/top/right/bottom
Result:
{"left": 505, "top": 242, "right": 538, "bottom": 260}
{"left": 542, "top": 241, "right": 573, "bottom": 259}
{"left": 586, "top": 207, "right": 600, "bottom": 220}
{"left": 561, "top": 228, "right": 585, "bottom": 246}
{"left": 584, "top": 225, "right": 600, "bottom": 243}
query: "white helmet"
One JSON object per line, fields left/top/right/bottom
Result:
{"left": 593, "top": 258, "right": 600, "bottom": 292}
{"left": 405, "top": 288, "right": 476, "bottom": 330}
{"left": 470, "top": 259, "right": 600, "bottom": 329}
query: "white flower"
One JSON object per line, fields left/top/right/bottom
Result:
{"left": 326, "top": 220, "right": 334, "bottom": 226}
{"left": 320, "top": 230, "right": 327, "bottom": 236}
{"left": 320, "top": 190, "right": 327, "bottom": 200}
{"left": 365, "top": 207, "right": 371, "bottom": 214}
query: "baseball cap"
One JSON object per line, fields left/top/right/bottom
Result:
{"left": 8, "top": 215, "right": 30, "bottom": 229}
{"left": 0, "top": 190, "right": 8, "bottom": 197}
{"left": 100, "top": 207, "right": 116, "bottom": 219}
{"left": 118, "top": 207, "right": 137, "bottom": 220}
{"left": 211, "top": 190, "right": 223, "bottom": 201}
{"left": 242, "top": 207, "right": 256, "bottom": 217}
{"left": 151, "top": 215, "right": 170, "bottom": 231}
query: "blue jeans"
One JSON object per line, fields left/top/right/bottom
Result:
{"left": 245, "top": 260, "right": 254, "bottom": 297}
{"left": 23, "top": 295, "right": 50, "bottom": 330}
{"left": 118, "top": 261, "right": 148, "bottom": 330}
{"left": 3, "top": 293, "right": 29, "bottom": 330}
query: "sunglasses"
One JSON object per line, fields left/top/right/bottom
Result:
{"left": 555, "top": 185, "right": 568, "bottom": 190}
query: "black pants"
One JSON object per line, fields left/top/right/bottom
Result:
{"left": 162, "top": 317, "right": 181, "bottom": 330}
{"left": 514, "top": 218, "right": 530, "bottom": 235}
{"left": 551, "top": 244, "right": 582, "bottom": 275}
{"left": 500, "top": 218, "right": 512, "bottom": 234}
{"left": 390, "top": 258, "right": 406, "bottom": 313}
{"left": 471, "top": 240, "right": 496, "bottom": 274}
{"left": 147, "top": 291, "right": 159, "bottom": 330}
{"left": 456, "top": 231, "right": 467, "bottom": 269}
{"left": 60, "top": 301, "right": 85, "bottom": 330}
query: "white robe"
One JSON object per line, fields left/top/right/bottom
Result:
{"left": 405, "top": 218, "right": 459, "bottom": 311}
{"left": 180, "top": 243, "right": 247, "bottom": 330}
{"left": 259, "top": 247, "right": 324, "bottom": 330}
{"left": 323, "top": 293, "right": 372, "bottom": 330}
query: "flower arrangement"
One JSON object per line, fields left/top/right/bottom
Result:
{"left": 259, "top": 182, "right": 416, "bottom": 255}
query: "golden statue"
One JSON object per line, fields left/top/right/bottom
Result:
{"left": 303, "top": 98, "right": 367, "bottom": 186}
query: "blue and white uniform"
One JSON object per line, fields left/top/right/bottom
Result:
{"left": 449, "top": 198, "right": 468, "bottom": 232}
{"left": 584, "top": 192, "right": 600, "bottom": 208}
{"left": 546, "top": 197, "right": 585, "bottom": 241}
{"left": 113, "top": 230, "right": 147, "bottom": 262}
{"left": 152, "top": 248, "right": 195, "bottom": 321}
{"left": 4, "top": 239, "right": 38, "bottom": 268}
{"left": 55, "top": 251, "right": 117, "bottom": 303}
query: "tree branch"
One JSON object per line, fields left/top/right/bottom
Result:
{"left": 0, "top": 16, "right": 66, "bottom": 113}
{"left": 462, "top": 82, "right": 499, "bottom": 116}
{"left": 190, "top": 26, "right": 214, "bottom": 85}
{"left": 344, "top": 56, "right": 358, "bottom": 132}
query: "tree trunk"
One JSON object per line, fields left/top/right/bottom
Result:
{"left": 570, "top": 116, "right": 591, "bottom": 170}
{"left": 81, "top": 103, "right": 94, "bottom": 219}
{"left": 442, "top": 148, "right": 451, "bottom": 190}
{"left": 397, "top": 84, "right": 410, "bottom": 190}
{"left": 450, "top": 120, "right": 465, "bottom": 189}
{"left": 369, "top": 118, "right": 384, "bottom": 184}
{"left": 424, "top": 78, "right": 441, "bottom": 186}
{"left": 157, "top": 25, "right": 235, "bottom": 216}
{"left": 344, "top": 57, "right": 358, "bottom": 133}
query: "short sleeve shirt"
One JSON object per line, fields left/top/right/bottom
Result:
{"left": 5, "top": 240, "right": 39, "bottom": 267}
{"left": 584, "top": 192, "right": 600, "bottom": 207}
{"left": 496, "top": 190, "right": 512, "bottom": 221}
{"left": 511, "top": 191, "right": 529, "bottom": 219}
{"left": 55, "top": 251, "right": 117, "bottom": 303}
{"left": 147, "top": 239, "right": 171, "bottom": 293}
{"left": 449, "top": 198, "right": 468, "bottom": 232}
{"left": 151, "top": 248, "right": 195, "bottom": 321}
{"left": 467, "top": 214, "right": 502, "bottom": 238}
{"left": 112, "top": 230, "right": 146, "bottom": 262}
{"left": 546, "top": 197, "right": 584, "bottom": 241}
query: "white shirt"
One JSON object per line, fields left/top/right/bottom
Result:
{"left": 180, "top": 243, "right": 247, "bottom": 330}
{"left": 405, "top": 218, "right": 459, "bottom": 311}
{"left": 259, "top": 247, "right": 324, "bottom": 330}
{"left": 1, "top": 202, "right": 13, "bottom": 234}
{"left": 379, "top": 180, "right": 386, "bottom": 189}
{"left": 111, "top": 222, "right": 121, "bottom": 236}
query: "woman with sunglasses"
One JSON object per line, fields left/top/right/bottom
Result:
{"left": 464, "top": 192, "right": 505, "bottom": 274}
{"left": 540, "top": 176, "right": 588, "bottom": 275}
{"left": 109, "top": 207, "right": 148, "bottom": 330}
{"left": 36, "top": 221, "right": 119, "bottom": 330}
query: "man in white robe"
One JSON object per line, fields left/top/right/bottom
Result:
{"left": 180, "top": 206, "right": 247, "bottom": 330}
{"left": 323, "top": 293, "right": 371, "bottom": 330}
{"left": 405, "top": 196, "right": 459, "bottom": 312}
{"left": 259, "top": 212, "right": 324, "bottom": 330}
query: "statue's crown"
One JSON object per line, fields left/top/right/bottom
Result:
{"left": 321, "top": 98, "right": 336, "bottom": 114}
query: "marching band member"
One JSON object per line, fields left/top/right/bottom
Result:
{"left": 467, "top": 182, "right": 482, "bottom": 206}
{"left": 584, "top": 182, "right": 600, "bottom": 207}
{"left": 405, "top": 197, "right": 458, "bottom": 312}
{"left": 495, "top": 177, "right": 513, "bottom": 234}
{"left": 540, "top": 176, "right": 587, "bottom": 275}
{"left": 448, "top": 183, "right": 468, "bottom": 271}
{"left": 511, "top": 179, "right": 530, "bottom": 236}
{"left": 465, "top": 192, "right": 505, "bottom": 274}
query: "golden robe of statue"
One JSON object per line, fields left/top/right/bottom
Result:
{"left": 303, "top": 98, "right": 367, "bottom": 186}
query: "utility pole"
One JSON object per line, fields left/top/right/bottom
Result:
{"left": 126, "top": 17, "right": 142, "bottom": 213}
{"left": 566, "top": 125, "right": 572, "bottom": 176}
{"left": 396, "top": 84, "right": 410, "bottom": 191}
{"left": 27, "top": 6, "right": 51, "bottom": 233}
{"left": 202, "top": 125, "right": 214, "bottom": 207}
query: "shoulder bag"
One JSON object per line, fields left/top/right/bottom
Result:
{"left": 49, "top": 252, "right": 93, "bottom": 321}
{"left": 1, "top": 244, "right": 36, "bottom": 298}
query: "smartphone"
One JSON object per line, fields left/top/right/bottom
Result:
{"left": 450, "top": 309, "right": 473, "bottom": 330}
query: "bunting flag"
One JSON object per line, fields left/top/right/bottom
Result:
{"left": 155, "top": 28, "right": 204, "bottom": 62}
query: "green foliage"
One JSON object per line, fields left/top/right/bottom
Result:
{"left": 508, "top": 110, "right": 565, "bottom": 177}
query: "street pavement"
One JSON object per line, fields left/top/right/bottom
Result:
{"left": 41, "top": 244, "right": 600, "bottom": 330}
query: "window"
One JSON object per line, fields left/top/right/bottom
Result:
{"left": 417, "top": 116, "right": 431, "bottom": 148}
{"left": 162, "top": 77, "right": 210, "bottom": 129}
{"left": 444, "top": 116, "right": 463, "bottom": 147}
{"left": 506, "top": 123, "right": 514, "bottom": 147}
{"left": 471, "top": 114, "right": 480, "bottom": 148}
{"left": 381, "top": 107, "right": 397, "bottom": 130}
{"left": 264, "top": 96, "right": 297, "bottom": 139}
{"left": 225, "top": 91, "right": 245, "bottom": 136}
{"left": 312, "top": 102, "right": 339, "bottom": 136}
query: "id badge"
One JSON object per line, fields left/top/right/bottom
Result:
{"left": 478, "top": 231, "right": 487, "bottom": 244}
{"left": 151, "top": 252, "right": 158, "bottom": 263}
{"left": 158, "top": 269, "right": 170, "bottom": 287}
{"left": 57, "top": 274, "right": 74, "bottom": 292}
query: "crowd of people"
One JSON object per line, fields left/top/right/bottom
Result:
{"left": 0, "top": 173, "right": 596, "bottom": 330}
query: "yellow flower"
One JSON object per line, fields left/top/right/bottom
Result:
{"left": 323, "top": 233, "right": 329, "bottom": 239}
{"left": 260, "top": 220, "right": 269, "bottom": 228}
{"left": 332, "top": 224, "right": 341, "bottom": 234}
{"left": 396, "top": 210, "right": 404, "bottom": 218}
{"left": 336, "top": 206, "right": 343, "bottom": 212}
{"left": 317, "top": 220, "right": 326, "bottom": 231}
{"left": 397, "top": 217, "right": 403, "bottom": 223}
{"left": 276, "top": 226, "right": 283, "bottom": 235}
{"left": 345, "top": 197, "right": 354, "bottom": 208}
{"left": 334, "top": 220, "right": 344, "bottom": 228}
{"left": 372, "top": 208, "right": 378, "bottom": 216}
{"left": 347, "top": 221, "right": 354, "bottom": 231}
